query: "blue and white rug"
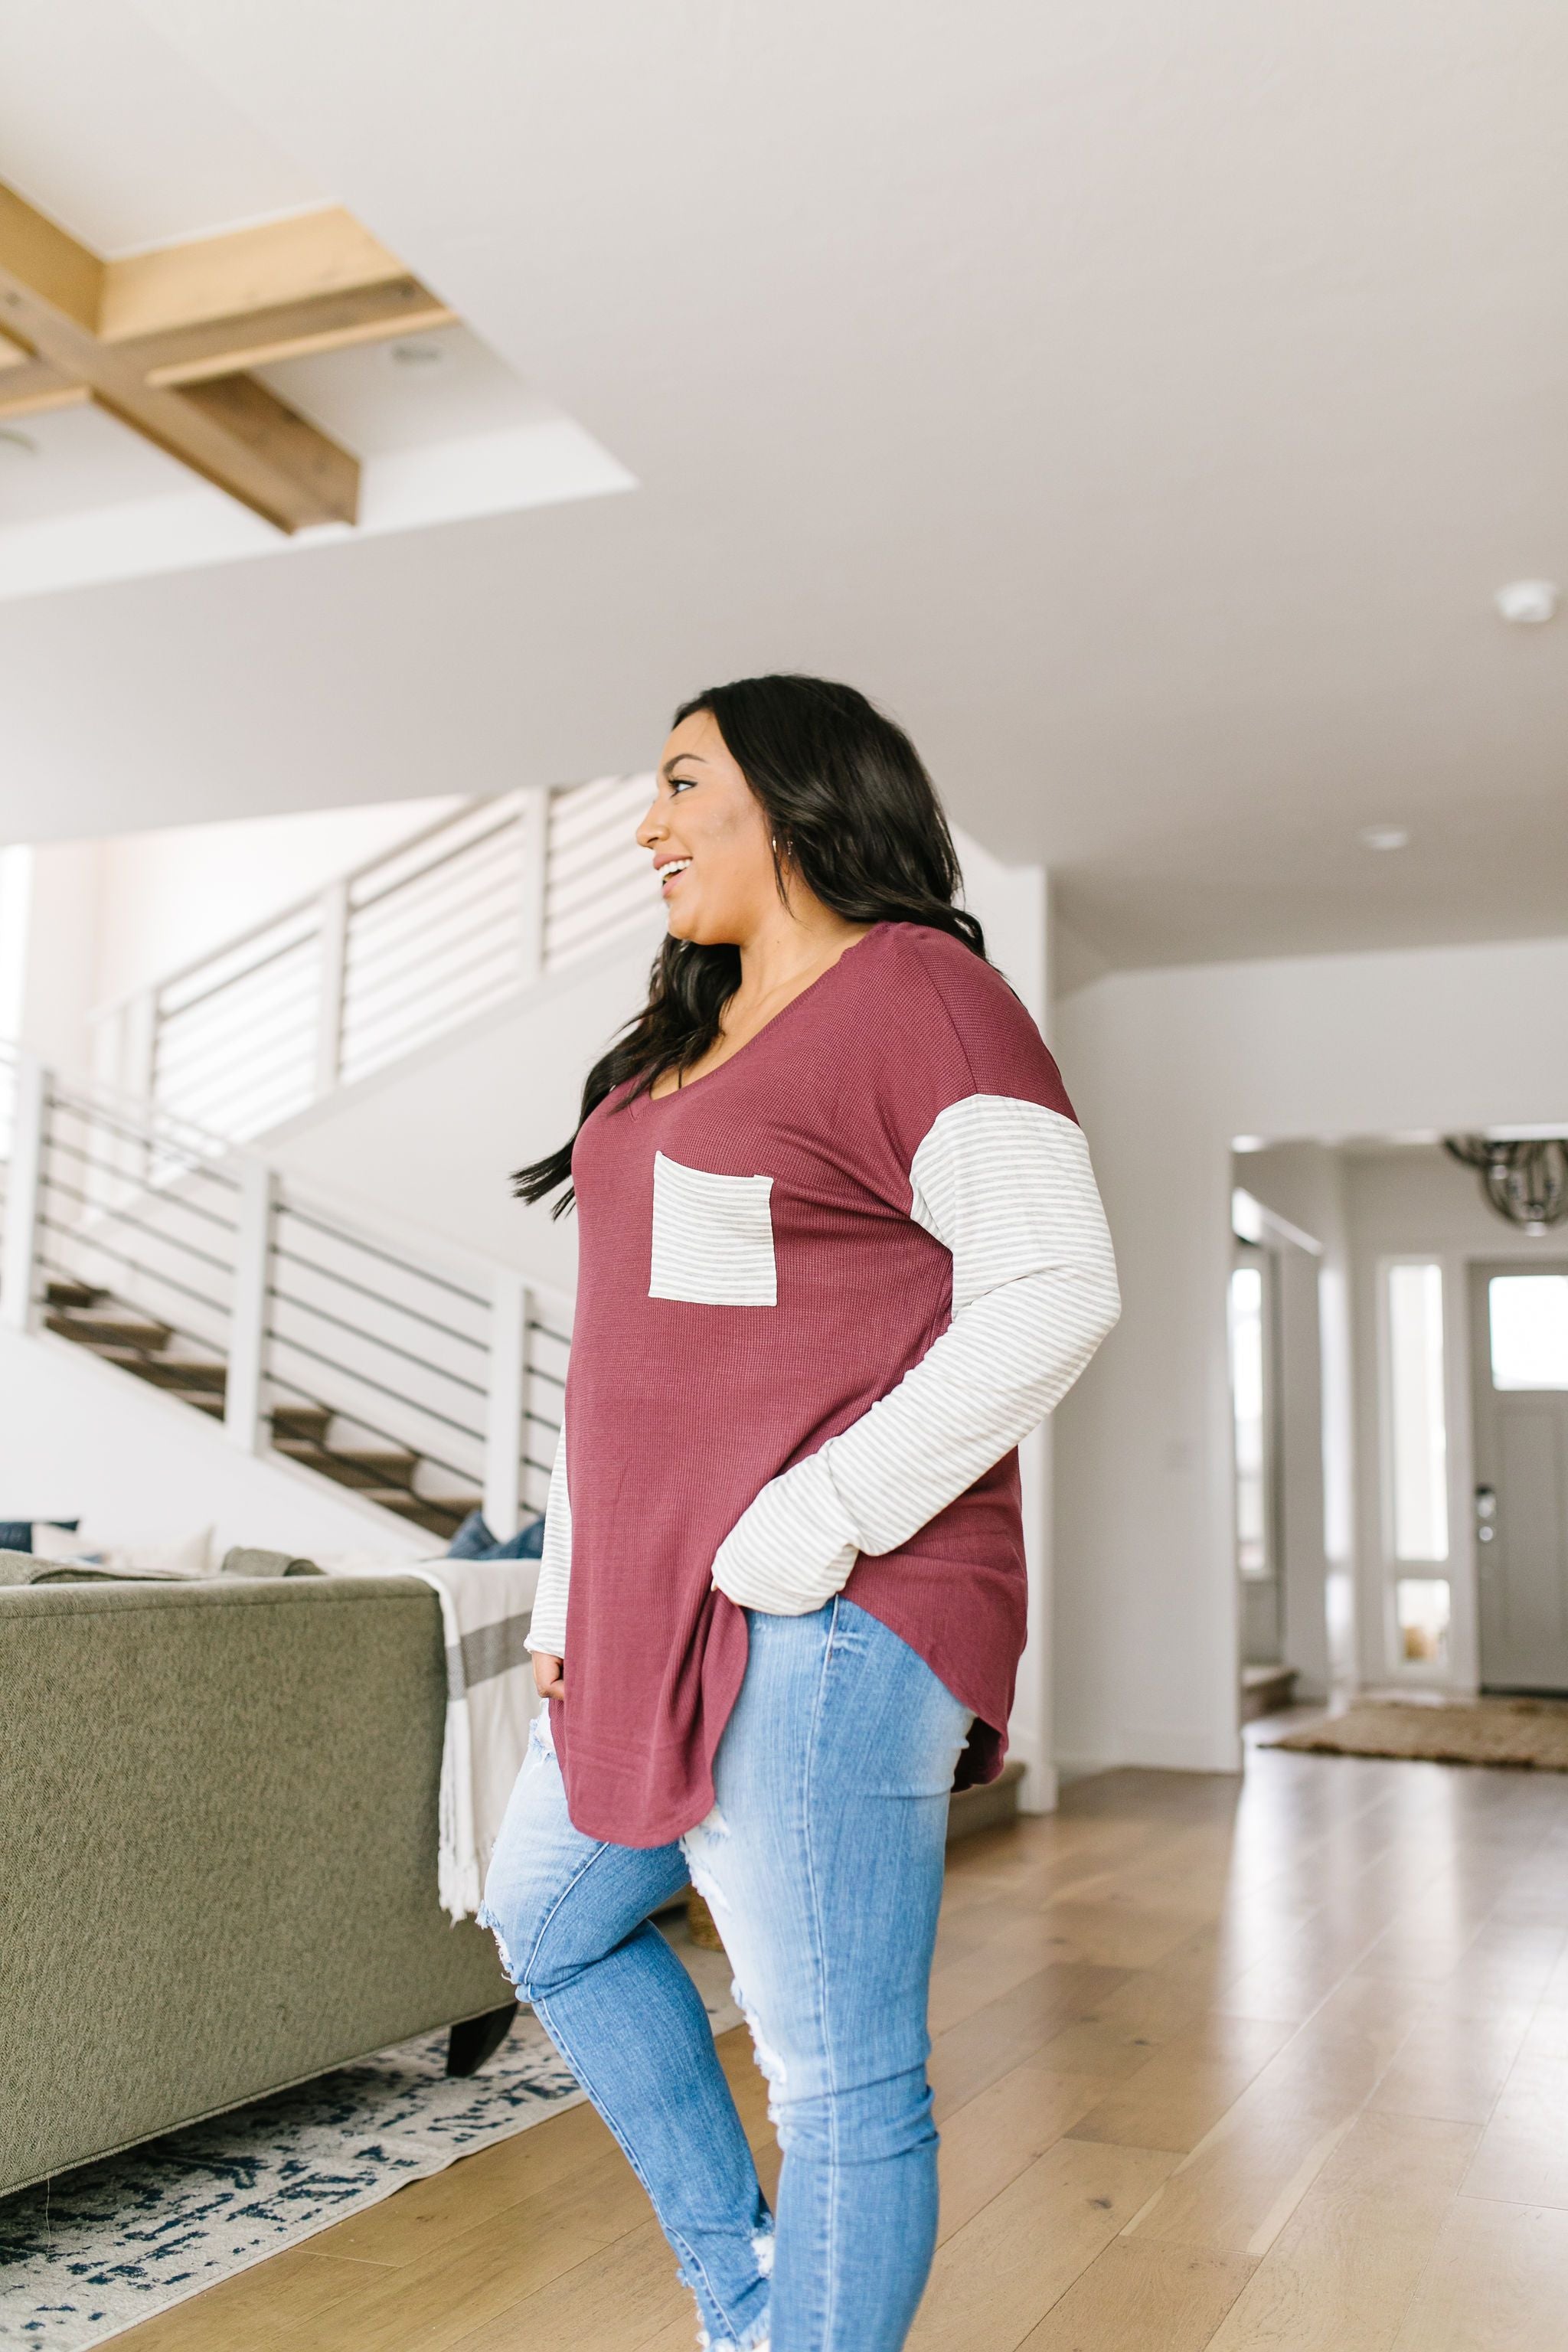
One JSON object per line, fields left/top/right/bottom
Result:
{"left": 0, "top": 1931, "right": 739, "bottom": 2350}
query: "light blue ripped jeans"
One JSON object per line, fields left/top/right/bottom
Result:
{"left": 476, "top": 1596, "right": 974, "bottom": 2352}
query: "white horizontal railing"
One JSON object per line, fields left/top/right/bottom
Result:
{"left": 91, "top": 775, "right": 656, "bottom": 1142}
{"left": 0, "top": 1046, "right": 570, "bottom": 1541}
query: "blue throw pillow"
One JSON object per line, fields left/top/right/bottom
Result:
{"left": 446, "top": 1509, "right": 546, "bottom": 1561}
{"left": 0, "top": 1519, "right": 80, "bottom": 1554}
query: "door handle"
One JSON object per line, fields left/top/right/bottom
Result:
{"left": 1475, "top": 1484, "right": 1497, "bottom": 1543}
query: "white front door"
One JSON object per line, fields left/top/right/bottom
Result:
{"left": 1470, "top": 1262, "right": 1568, "bottom": 1694}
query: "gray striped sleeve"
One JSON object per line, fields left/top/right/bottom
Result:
{"left": 710, "top": 1096, "right": 1120, "bottom": 1614}
{"left": 523, "top": 1413, "right": 573, "bottom": 1656}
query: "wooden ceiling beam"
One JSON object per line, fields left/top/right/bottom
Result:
{"left": 96, "top": 207, "right": 413, "bottom": 343}
{"left": 0, "top": 182, "right": 100, "bottom": 332}
{"left": 0, "top": 181, "right": 361, "bottom": 532}
{"left": 174, "top": 376, "right": 358, "bottom": 528}
{"left": 0, "top": 355, "right": 90, "bottom": 421}
{"left": 122, "top": 278, "right": 456, "bottom": 388}
{"left": 0, "top": 279, "right": 358, "bottom": 532}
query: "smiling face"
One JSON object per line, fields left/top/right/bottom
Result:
{"left": 638, "top": 707, "right": 782, "bottom": 946}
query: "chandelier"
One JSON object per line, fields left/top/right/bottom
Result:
{"left": 1442, "top": 1135, "right": 1568, "bottom": 1233}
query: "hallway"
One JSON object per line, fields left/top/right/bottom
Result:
{"left": 115, "top": 1747, "right": 1568, "bottom": 2351}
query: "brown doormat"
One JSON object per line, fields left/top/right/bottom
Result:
{"left": 1271, "top": 1696, "right": 1568, "bottom": 1770}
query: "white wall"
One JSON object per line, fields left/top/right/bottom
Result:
{"left": 1054, "top": 933, "right": 1568, "bottom": 1779}
{"left": 0, "top": 847, "right": 31, "bottom": 1040}
{"left": 8, "top": 838, "right": 102, "bottom": 1076}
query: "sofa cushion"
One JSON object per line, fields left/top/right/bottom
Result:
{"left": 220, "top": 1547, "right": 325, "bottom": 1578}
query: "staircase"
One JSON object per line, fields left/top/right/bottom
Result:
{"left": 41, "top": 1278, "right": 484, "bottom": 1540}
{"left": 3, "top": 773, "right": 655, "bottom": 1552}
{"left": 2, "top": 1044, "right": 570, "bottom": 1549}
{"left": 11, "top": 778, "right": 659, "bottom": 1546}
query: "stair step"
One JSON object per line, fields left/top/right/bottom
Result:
{"left": 111, "top": 1352, "right": 228, "bottom": 1396}
{"left": 1242, "top": 1663, "right": 1298, "bottom": 1723}
{"left": 276, "top": 1444, "right": 421, "bottom": 1494}
{"left": 946, "top": 1759, "right": 1026, "bottom": 1845}
{"left": 378, "top": 1492, "right": 481, "bottom": 1541}
{"left": 44, "top": 1280, "right": 109, "bottom": 1309}
{"left": 47, "top": 1311, "right": 173, "bottom": 1352}
{"left": 271, "top": 1405, "right": 332, "bottom": 1441}
{"left": 41, "top": 1276, "right": 475, "bottom": 1547}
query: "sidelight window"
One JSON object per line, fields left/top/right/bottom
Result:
{"left": 1387, "top": 1261, "right": 1449, "bottom": 1563}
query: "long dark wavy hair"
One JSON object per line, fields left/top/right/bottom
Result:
{"left": 512, "top": 673, "right": 988, "bottom": 1217}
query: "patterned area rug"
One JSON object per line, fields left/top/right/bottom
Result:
{"left": 0, "top": 1929, "right": 739, "bottom": 2351}
{"left": 1270, "top": 1694, "right": 1568, "bottom": 1769}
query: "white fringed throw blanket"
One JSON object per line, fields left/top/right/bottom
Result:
{"left": 316, "top": 1553, "right": 538, "bottom": 1918}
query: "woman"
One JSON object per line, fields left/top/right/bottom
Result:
{"left": 479, "top": 675, "right": 1119, "bottom": 2352}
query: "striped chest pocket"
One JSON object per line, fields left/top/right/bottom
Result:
{"left": 648, "top": 1151, "right": 777, "bottom": 1306}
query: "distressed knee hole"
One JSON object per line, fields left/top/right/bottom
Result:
{"left": 475, "top": 1900, "right": 523, "bottom": 1991}
{"left": 679, "top": 1803, "right": 732, "bottom": 1916}
{"left": 733, "top": 1984, "right": 787, "bottom": 2125}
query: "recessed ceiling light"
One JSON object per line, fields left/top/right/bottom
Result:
{"left": 1360, "top": 825, "right": 1410, "bottom": 851}
{"left": 1494, "top": 579, "right": 1560, "bottom": 625}
{"left": 390, "top": 341, "right": 446, "bottom": 368}
{"left": 0, "top": 427, "right": 38, "bottom": 458}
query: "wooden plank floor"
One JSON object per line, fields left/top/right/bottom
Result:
{"left": 115, "top": 1746, "right": 1568, "bottom": 2352}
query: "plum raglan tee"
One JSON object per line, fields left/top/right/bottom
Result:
{"left": 537, "top": 920, "right": 1119, "bottom": 1847}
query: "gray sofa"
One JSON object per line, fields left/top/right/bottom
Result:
{"left": 1, "top": 1574, "right": 514, "bottom": 2198}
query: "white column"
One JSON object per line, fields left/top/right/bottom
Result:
{"left": 105, "top": 990, "right": 159, "bottom": 1200}
{"left": 1013, "top": 1423, "right": 1057, "bottom": 1813}
{"left": 483, "top": 1272, "right": 528, "bottom": 1536}
{"left": 226, "top": 1157, "right": 274, "bottom": 1451}
{"left": 1014, "top": 862, "right": 1057, "bottom": 1811}
{"left": 518, "top": 787, "right": 550, "bottom": 985}
{"left": 315, "top": 880, "right": 350, "bottom": 1097}
{"left": 122, "top": 988, "right": 158, "bottom": 1102}
{"left": 0, "top": 1051, "right": 47, "bottom": 1334}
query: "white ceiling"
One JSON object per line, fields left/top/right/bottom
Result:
{"left": 0, "top": 403, "right": 194, "bottom": 523}
{"left": 1, "top": 0, "right": 1566, "bottom": 976}
{"left": 0, "top": 0, "right": 324, "bottom": 252}
{"left": 257, "top": 327, "right": 547, "bottom": 457}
